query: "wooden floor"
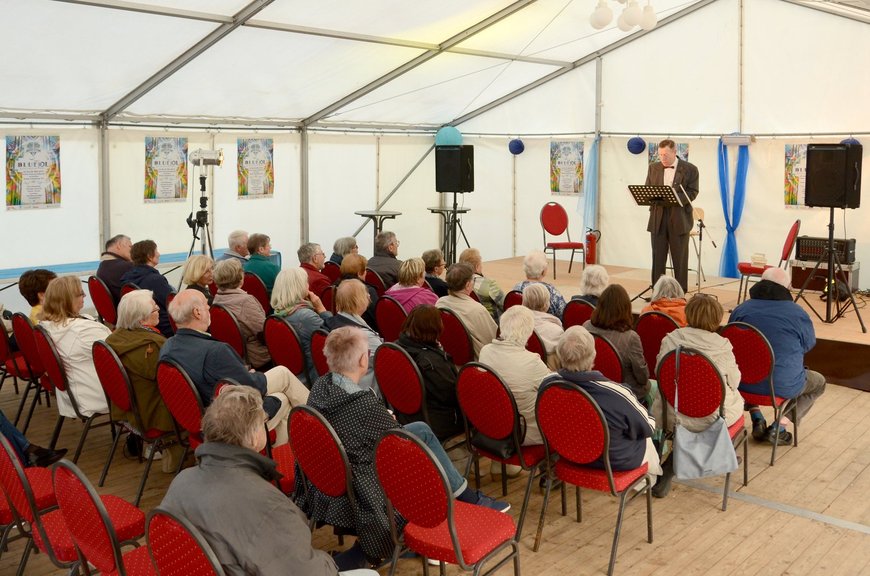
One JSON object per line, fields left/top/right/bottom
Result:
{"left": 3, "top": 257, "right": 870, "bottom": 575}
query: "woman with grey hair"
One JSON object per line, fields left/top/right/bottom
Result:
{"left": 572, "top": 264, "right": 609, "bottom": 306}
{"left": 329, "top": 236, "right": 358, "bottom": 266}
{"left": 272, "top": 268, "right": 332, "bottom": 383}
{"left": 522, "top": 283, "right": 563, "bottom": 362}
{"left": 641, "top": 275, "right": 687, "bottom": 327}
{"left": 511, "top": 250, "right": 566, "bottom": 318}
{"left": 212, "top": 258, "right": 272, "bottom": 369}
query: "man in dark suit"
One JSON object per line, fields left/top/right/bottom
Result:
{"left": 645, "top": 139, "right": 699, "bottom": 292}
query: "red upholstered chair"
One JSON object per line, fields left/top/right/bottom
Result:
{"left": 11, "top": 313, "right": 51, "bottom": 432}
{"left": 0, "top": 323, "right": 23, "bottom": 396}
{"left": 165, "top": 291, "right": 178, "bottom": 334}
{"left": 147, "top": 508, "right": 226, "bottom": 576}
{"left": 310, "top": 328, "right": 330, "bottom": 378}
{"left": 526, "top": 330, "right": 547, "bottom": 363}
{"left": 502, "top": 290, "right": 523, "bottom": 311}
{"left": 0, "top": 447, "right": 57, "bottom": 560}
{"left": 365, "top": 268, "right": 387, "bottom": 296}
{"left": 121, "top": 282, "right": 140, "bottom": 297}
{"left": 208, "top": 304, "right": 248, "bottom": 365}
{"left": 373, "top": 342, "right": 429, "bottom": 422}
{"left": 720, "top": 321, "right": 796, "bottom": 465}
{"left": 562, "top": 299, "right": 595, "bottom": 328}
{"left": 264, "top": 315, "right": 310, "bottom": 386}
{"left": 157, "top": 360, "right": 206, "bottom": 469}
{"left": 375, "top": 295, "right": 407, "bottom": 343}
{"left": 375, "top": 429, "right": 520, "bottom": 576}
{"left": 322, "top": 261, "right": 342, "bottom": 284}
{"left": 656, "top": 347, "right": 748, "bottom": 510}
{"left": 736, "top": 219, "right": 800, "bottom": 304}
{"left": 457, "top": 362, "right": 546, "bottom": 539}
{"left": 438, "top": 308, "right": 474, "bottom": 366}
{"left": 52, "top": 460, "right": 155, "bottom": 576}
{"left": 93, "top": 341, "right": 176, "bottom": 506}
{"left": 592, "top": 334, "right": 624, "bottom": 383}
{"left": 541, "top": 201, "right": 585, "bottom": 279}
{"left": 33, "top": 325, "right": 109, "bottom": 462}
{"left": 319, "top": 284, "right": 337, "bottom": 314}
{"left": 242, "top": 272, "right": 271, "bottom": 315}
{"left": 635, "top": 311, "right": 680, "bottom": 375}
{"left": 88, "top": 275, "right": 117, "bottom": 326}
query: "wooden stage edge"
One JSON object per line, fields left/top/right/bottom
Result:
{"left": 483, "top": 257, "right": 870, "bottom": 393}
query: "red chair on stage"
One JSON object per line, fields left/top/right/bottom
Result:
{"left": 242, "top": 272, "right": 271, "bottom": 315}
{"left": 264, "top": 315, "right": 310, "bottom": 386}
{"left": 209, "top": 304, "right": 248, "bottom": 364}
{"left": 147, "top": 508, "right": 226, "bottom": 576}
{"left": 635, "top": 311, "right": 680, "bottom": 375}
{"left": 541, "top": 202, "right": 585, "bottom": 279}
{"left": 736, "top": 219, "right": 800, "bottom": 304}
{"left": 438, "top": 308, "right": 474, "bottom": 366}
{"left": 592, "top": 334, "right": 624, "bottom": 383}
{"left": 502, "top": 290, "right": 523, "bottom": 311}
{"left": 562, "top": 299, "right": 595, "bottom": 328}
{"left": 375, "top": 295, "right": 407, "bottom": 343}
{"left": 88, "top": 275, "right": 117, "bottom": 326}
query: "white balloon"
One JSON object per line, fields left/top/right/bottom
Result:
{"left": 640, "top": 5, "right": 658, "bottom": 30}
{"left": 617, "top": 12, "right": 633, "bottom": 32}
{"left": 589, "top": 1, "right": 613, "bottom": 29}
{"left": 624, "top": 1, "right": 642, "bottom": 27}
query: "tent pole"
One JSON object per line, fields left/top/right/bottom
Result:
{"left": 99, "top": 121, "right": 110, "bottom": 251}
{"left": 300, "top": 127, "right": 309, "bottom": 244}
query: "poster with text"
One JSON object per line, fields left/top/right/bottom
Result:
{"left": 5, "top": 136, "right": 61, "bottom": 210}
{"left": 784, "top": 144, "right": 806, "bottom": 206}
{"left": 549, "top": 140, "right": 584, "bottom": 195}
{"left": 238, "top": 138, "right": 274, "bottom": 198}
{"left": 648, "top": 142, "right": 690, "bottom": 164}
{"left": 144, "top": 137, "right": 188, "bottom": 202}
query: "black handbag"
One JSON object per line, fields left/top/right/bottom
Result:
{"left": 470, "top": 415, "right": 526, "bottom": 459}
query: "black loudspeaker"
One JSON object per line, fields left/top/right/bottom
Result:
{"left": 805, "top": 143, "right": 862, "bottom": 208}
{"left": 435, "top": 145, "right": 474, "bottom": 193}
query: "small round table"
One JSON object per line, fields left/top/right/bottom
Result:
{"left": 355, "top": 210, "right": 402, "bottom": 252}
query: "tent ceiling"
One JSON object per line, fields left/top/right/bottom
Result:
{"left": 1, "top": 0, "right": 866, "bottom": 131}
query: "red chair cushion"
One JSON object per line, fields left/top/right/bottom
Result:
{"left": 101, "top": 495, "right": 146, "bottom": 541}
{"left": 728, "top": 416, "right": 746, "bottom": 440}
{"left": 403, "top": 501, "right": 516, "bottom": 565}
{"left": 478, "top": 444, "right": 546, "bottom": 469}
{"left": 5, "top": 353, "right": 31, "bottom": 378}
{"left": 105, "top": 545, "right": 157, "bottom": 576}
{"left": 32, "top": 509, "right": 79, "bottom": 561}
{"left": 272, "top": 443, "right": 295, "bottom": 495}
{"left": 545, "top": 241, "right": 583, "bottom": 250}
{"left": 739, "top": 391, "right": 788, "bottom": 408}
{"left": 25, "top": 467, "right": 57, "bottom": 511}
{"left": 555, "top": 459, "right": 648, "bottom": 493}
{"left": 736, "top": 262, "right": 772, "bottom": 276}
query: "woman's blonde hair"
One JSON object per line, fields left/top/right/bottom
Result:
{"left": 271, "top": 268, "right": 310, "bottom": 312}
{"left": 182, "top": 254, "right": 214, "bottom": 286}
{"left": 397, "top": 258, "right": 425, "bottom": 287}
{"left": 42, "top": 276, "right": 83, "bottom": 324}
{"left": 335, "top": 279, "right": 370, "bottom": 314}
{"left": 685, "top": 294, "right": 723, "bottom": 332}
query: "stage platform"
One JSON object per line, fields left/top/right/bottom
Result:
{"left": 483, "top": 257, "right": 870, "bottom": 392}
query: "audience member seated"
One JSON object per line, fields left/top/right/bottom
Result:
{"left": 271, "top": 268, "right": 332, "bottom": 384}
{"left": 544, "top": 326, "right": 661, "bottom": 478}
{"left": 121, "top": 240, "right": 174, "bottom": 337}
{"left": 396, "top": 305, "right": 462, "bottom": 440}
{"left": 366, "top": 231, "right": 402, "bottom": 288}
{"left": 298, "top": 242, "right": 331, "bottom": 296}
{"left": 729, "top": 267, "right": 825, "bottom": 445}
{"left": 641, "top": 276, "right": 687, "bottom": 327}
{"left": 244, "top": 233, "right": 280, "bottom": 292}
{"left": 421, "top": 248, "right": 449, "bottom": 297}
{"left": 182, "top": 254, "right": 215, "bottom": 306}
{"left": 218, "top": 229, "right": 249, "bottom": 263}
{"left": 324, "top": 280, "right": 382, "bottom": 394}
{"left": 338, "top": 254, "right": 378, "bottom": 331}
{"left": 160, "top": 385, "right": 376, "bottom": 576}
{"left": 583, "top": 284, "right": 649, "bottom": 400}
{"left": 459, "top": 248, "right": 505, "bottom": 320}
{"left": 296, "top": 327, "right": 510, "bottom": 568}
{"left": 329, "top": 236, "right": 358, "bottom": 266}
{"left": 385, "top": 258, "right": 438, "bottom": 313}
{"left": 40, "top": 275, "right": 112, "bottom": 418}
{"left": 106, "top": 289, "right": 182, "bottom": 471}
{"left": 160, "top": 290, "right": 309, "bottom": 446}
{"left": 479, "top": 306, "right": 553, "bottom": 448}
{"left": 96, "top": 234, "right": 133, "bottom": 303}
{"left": 212, "top": 259, "right": 271, "bottom": 369}
{"left": 654, "top": 294, "right": 744, "bottom": 497}
{"left": 435, "top": 263, "right": 497, "bottom": 359}
{"left": 512, "top": 250, "right": 566, "bottom": 318}
{"left": 0, "top": 408, "right": 67, "bottom": 467}
{"left": 18, "top": 268, "right": 57, "bottom": 324}
{"left": 572, "top": 264, "right": 609, "bottom": 306}
{"left": 522, "top": 283, "right": 564, "bottom": 364}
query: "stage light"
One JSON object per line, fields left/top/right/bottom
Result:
{"left": 190, "top": 149, "right": 224, "bottom": 167}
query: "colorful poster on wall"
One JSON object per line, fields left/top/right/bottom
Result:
{"left": 144, "top": 137, "right": 188, "bottom": 202}
{"left": 648, "top": 142, "right": 690, "bottom": 163}
{"left": 784, "top": 144, "right": 807, "bottom": 206}
{"left": 5, "top": 136, "right": 61, "bottom": 210}
{"left": 549, "top": 140, "right": 584, "bottom": 195}
{"left": 237, "top": 138, "right": 274, "bottom": 199}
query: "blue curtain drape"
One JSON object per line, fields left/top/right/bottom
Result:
{"left": 718, "top": 139, "right": 749, "bottom": 278}
{"left": 581, "top": 136, "right": 600, "bottom": 234}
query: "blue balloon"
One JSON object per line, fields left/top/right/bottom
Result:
{"left": 509, "top": 139, "right": 525, "bottom": 155}
{"left": 627, "top": 136, "right": 646, "bottom": 155}
{"left": 841, "top": 137, "right": 861, "bottom": 146}
{"left": 435, "top": 126, "right": 463, "bottom": 146}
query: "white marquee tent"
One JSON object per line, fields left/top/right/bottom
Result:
{"left": 2, "top": 0, "right": 869, "bottom": 289}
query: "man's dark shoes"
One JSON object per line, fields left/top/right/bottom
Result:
{"left": 766, "top": 425, "right": 793, "bottom": 445}
{"left": 652, "top": 459, "right": 674, "bottom": 499}
{"left": 751, "top": 417, "right": 768, "bottom": 441}
{"left": 28, "top": 446, "right": 68, "bottom": 468}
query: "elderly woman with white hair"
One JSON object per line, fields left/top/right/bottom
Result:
{"left": 522, "top": 283, "right": 564, "bottom": 363}
{"left": 572, "top": 264, "right": 609, "bottom": 306}
{"left": 329, "top": 236, "right": 358, "bottom": 266}
{"left": 641, "top": 275, "right": 687, "bottom": 327}
{"left": 459, "top": 248, "right": 505, "bottom": 320}
{"left": 212, "top": 258, "right": 271, "bottom": 369}
{"left": 479, "top": 306, "right": 554, "bottom": 446}
{"left": 182, "top": 254, "right": 215, "bottom": 306}
{"left": 272, "top": 268, "right": 332, "bottom": 384}
{"left": 512, "top": 250, "right": 566, "bottom": 318}
{"left": 384, "top": 257, "right": 438, "bottom": 313}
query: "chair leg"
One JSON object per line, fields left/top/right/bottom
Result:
{"left": 135, "top": 439, "right": 159, "bottom": 507}
{"left": 743, "top": 433, "right": 749, "bottom": 487}
{"left": 13, "top": 382, "right": 32, "bottom": 426}
{"left": 560, "top": 481, "right": 567, "bottom": 516}
{"left": 722, "top": 471, "right": 731, "bottom": 511}
{"left": 575, "top": 485, "right": 581, "bottom": 523}
{"left": 552, "top": 251, "right": 557, "bottom": 279}
{"left": 645, "top": 476, "right": 653, "bottom": 543}
{"left": 15, "top": 538, "right": 34, "bottom": 576}
{"left": 500, "top": 463, "right": 507, "bottom": 497}
{"left": 473, "top": 457, "right": 480, "bottom": 491}
{"left": 533, "top": 475, "right": 553, "bottom": 552}
{"left": 514, "top": 467, "right": 537, "bottom": 539}
{"left": 21, "top": 390, "right": 42, "bottom": 435}
{"left": 386, "top": 544, "right": 403, "bottom": 576}
{"left": 99, "top": 427, "right": 124, "bottom": 486}
{"left": 608, "top": 491, "right": 631, "bottom": 576}
{"left": 72, "top": 416, "right": 97, "bottom": 463}
{"left": 568, "top": 251, "right": 574, "bottom": 275}
{"left": 49, "top": 415, "right": 65, "bottom": 450}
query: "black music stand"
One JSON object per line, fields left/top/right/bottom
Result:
{"left": 629, "top": 185, "right": 685, "bottom": 302}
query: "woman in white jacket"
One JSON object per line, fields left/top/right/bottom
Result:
{"left": 40, "top": 275, "right": 111, "bottom": 418}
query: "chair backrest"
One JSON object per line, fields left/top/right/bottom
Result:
{"left": 322, "top": 261, "right": 341, "bottom": 283}
{"left": 208, "top": 304, "right": 247, "bottom": 363}
{"left": 373, "top": 343, "right": 426, "bottom": 419}
{"left": 457, "top": 363, "right": 522, "bottom": 448}
{"left": 562, "top": 299, "right": 595, "bottom": 328}
{"left": 720, "top": 321, "right": 776, "bottom": 400}
{"left": 635, "top": 311, "right": 680, "bottom": 374}
{"left": 52, "top": 460, "right": 125, "bottom": 574}
{"left": 92, "top": 340, "right": 141, "bottom": 430}
{"left": 121, "top": 282, "right": 140, "bottom": 297}
{"left": 147, "top": 507, "right": 226, "bottom": 576}
{"left": 592, "top": 334, "right": 623, "bottom": 383}
{"left": 503, "top": 290, "right": 523, "bottom": 311}
{"left": 0, "top": 321, "right": 15, "bottom": 364}
{"left": 526, "top": 330, "right": 547, "bottom": 363}
{"left": 12, "top": 312, "right": 44, "bottom": 377}
{"left": 289, "top": 406, "right": 353, "bottom": 502}
{"left": 540, "top": 201, "right": 570, "bottom": 237}
{"left": 264, "top": 315, "right": 307, "bottom": 378}
{"left": 780, "top": 219, "right": 801, "bottom": 265}
{"left": 166, "top": 291, "right": 178, "bottom": 333}
{"left": 375, "top": 295, "right": 407, "bottom": 343}
{"left": 319, "top": 284, "right": 337, "bottom": 314}
{"left": 88, "top": 275, "right": 117, "bottom": 325}
{"left": 0, "top": 435, "right": 38, "bottom": 524}
{"left": 364, "top": 269, "right": 386, "bottom": 296}
{"left": 310, "top": 328, "right": 330, "bottom": 378}
{"left": 157, "top": 360, "right": 205, "bottom": 445}
{"left": 375, "top": 429, "right": 450, "bottom": 529}
{"left": 692, "top": 207, "right": 705, "bottom": 222}
{"left": 656, "top": 347, "right": 725, "bottom": 422}
{"left": 242, "top": 272, "right": 271, "bottom": 314}
{"left": 32, "top": 326, "right": 66, "bottom": 397}
{"left": 438, "top": 308, "right": 474, "bottom": 366}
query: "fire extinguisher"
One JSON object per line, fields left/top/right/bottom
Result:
{"left": 585, "top": 228, "right": 600, "bottom": 265}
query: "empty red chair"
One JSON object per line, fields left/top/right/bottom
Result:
{"left": 438, "top": 308, "right": 474, "bottom": 366}
{"left": 592, "top": 334, "right": 624, "bottom": 383}
{"left": 635, "top": 311, "right": 679, "bottom": 375}
{"left": 375, "top": 295, "right": 407, "bottom": 343}
{"left": 541, "top": 201, "right": 585, "bottom": 279}
{"left": 147, "top": 507, "right": 226, "bottom": 576}
{"left": 88, "top": 275, "right": 117, "bottom": 326}
{"left": 562, "top": 299, "right": 595, "bottom": 328}
{"left": 209, "top": 304, "right": 248, "bottom": 364}
{"left": 736, "top": 219, "right": 800, "bottom": 304}
{"left": 242, "top": 272, "right": 271, "bottom": 315}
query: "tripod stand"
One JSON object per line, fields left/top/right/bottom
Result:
{"left": 793, "top": 206, "right": 866, "bottom": 332}
{"left": 179, "top": 174, "right": 214, "bottom": 290}
{"left": 692, "top": 215, "right": 716, "bottom": 294}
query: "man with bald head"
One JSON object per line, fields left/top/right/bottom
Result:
{"left": 159, "top": 289, "right": 309, "bottom": 445}
{"left": 729, "top": 267, "right": 825, "bottom": 445}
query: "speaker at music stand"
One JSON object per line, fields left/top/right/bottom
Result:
{"left": 435, "top": 145, "right": 474, "bottom": 193}
{"left": 805, "top": 143, "right": 862, "bottom": 209}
